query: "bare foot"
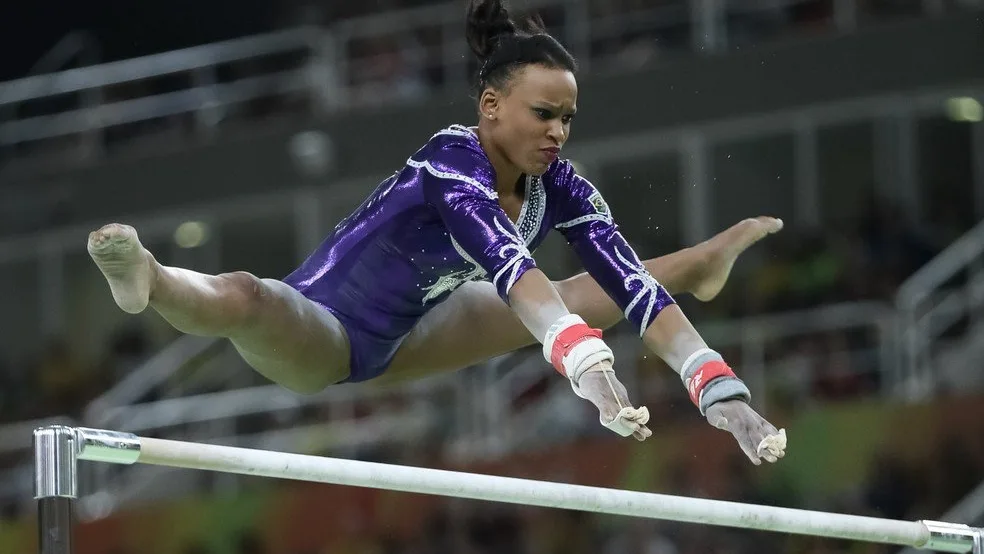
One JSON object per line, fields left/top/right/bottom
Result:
{"left": 88, "top": 223, "right": 156, "bottom": 314}
{"left": 692, "top": 216, "right": 783, "bottom": 302}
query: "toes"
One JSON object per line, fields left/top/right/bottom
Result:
{"left": 88, "top": 224, "right": 137, "bottom": 253}
{"left": 754, "top": 216, "right": 784, "bottom": 232}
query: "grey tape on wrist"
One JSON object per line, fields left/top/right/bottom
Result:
{"left": 680, "top": 349, "right": 724, "bottom": 381}
{"left": 698, "top": 376, "right": 751, "bottom": 415}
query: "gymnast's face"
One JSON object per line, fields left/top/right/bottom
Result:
{"left": 480, "top": 64, "right": 577, "bottom": 177}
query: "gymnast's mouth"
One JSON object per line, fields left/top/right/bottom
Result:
{"left": 539, "top": 147, "right": 560, "bottom": 162}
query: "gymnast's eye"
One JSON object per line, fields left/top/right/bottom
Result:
{"left": 533, "top": 108, "right": 553, "bottom": 120}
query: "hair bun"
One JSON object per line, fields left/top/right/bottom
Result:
{"left": 465, "top": 0, "right": 517, "bottom": 60}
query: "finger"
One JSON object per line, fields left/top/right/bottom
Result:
{"left": 626, "top": 408, "right": 651, "bottom": 441}
{"left": 736, "top": 433, "right": 761, "bottom": 465}
{"left": 623, "top": 408, "right": 651, "bottom": 440}
{"left": 756, "top": 428, "right": 787, "bottom": 458}
{"left": 602, "top": 406, "right": 650, "bottom": 438}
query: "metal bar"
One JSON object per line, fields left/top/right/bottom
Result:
{"left": 568, "top": 86, "right": 980, "bottom": 166}
{"left": 63, "top": 426, "right": 982, "bottom": 552}
{"left": 896, "top": 112, "right": 921, "bottom": 222}
{"left": 0, "top": 70, "right": 309, "bottom": 145}
{"left": 38, "top": 498, "right": 74, "bottom": 554}
{"left": 793, "top": 117, "right": 820, "bottom": 228}
{"left": 680, "top": 132, "right": 711, "bottom": 245}
{"left": 0, "top": 28, "right": 314, "bottom": 105}
{"left": 896, "top": 217, "right": 984, "bottom": 308}
{"left": 33, "top": 426, "right": 79, "bottom": 554}
{"left": 973, "top": 117, "right": 984, "bottom": 222}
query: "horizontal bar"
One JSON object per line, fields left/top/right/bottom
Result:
{"left": 699, "top": 301, "right": 892, "bottom": 345}
{"left": 0, "top": 70, "right": 308, "bottom": 145}
{"left": 71, "top": 427, "right": 979, "bottom": 552}
{"left": 0, "top": 28, "right": 314, "bottom": 106}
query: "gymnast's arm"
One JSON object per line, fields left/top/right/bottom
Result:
{"left": 421, "top": 165, "right": 616, "bottom": 387}
{"left": 555, "top": 170, "right": 786, "bottom": 461}
{"left": 505, "top": 267, "right": 571, "bottom": 342}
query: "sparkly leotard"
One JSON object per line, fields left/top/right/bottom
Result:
{"left": 283, "top": 125, "right": 675, "bottom": 382}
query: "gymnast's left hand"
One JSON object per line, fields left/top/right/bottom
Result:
{"left": 576, "top": 361, "right": 653, "bottom": 442}
{"left": 705, "top": 399, "right": 786, "bottom": 465}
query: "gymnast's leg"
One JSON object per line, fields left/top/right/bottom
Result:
{"left": 88, "top": 223, "right": 351, "bottom": 394}
{"left": 381, "top": 217, "right": 783, "bottom": 383}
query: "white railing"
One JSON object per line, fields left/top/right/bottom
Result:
{"left": 896, "top": 219, "right": 984, "bottom": 398}
{"left": 0, "top": 0, "right": 971, "bottom": 153}
{"left": 0, "top": 27, "right": 326, "bottom": 155}
{"left": 82, "top": 335, "right": 224, "bottom": 421}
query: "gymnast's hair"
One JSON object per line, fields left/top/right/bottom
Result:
{"left": 465, "top": 0, "right": 578, "bottom": 97}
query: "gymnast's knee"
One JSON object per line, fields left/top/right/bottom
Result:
{"left": 215, "top": 271, "right": 269, "bottom": 331}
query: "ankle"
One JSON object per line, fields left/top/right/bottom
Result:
{"left": 684, "top": 246, "right": 715, "bottom": 290}
{"left": 146, "top": 252, "right": 163, "bottom": 302}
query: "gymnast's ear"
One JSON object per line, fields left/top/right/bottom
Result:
{"left": 479, "top": 88, "right": 501, "bottom": 120}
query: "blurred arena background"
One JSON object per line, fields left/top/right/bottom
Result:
{"left": 1, "top": 0, "right": 984, "bottom": 553}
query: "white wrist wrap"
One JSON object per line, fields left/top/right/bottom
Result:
{"left": 542, "top": 314, "right": 614, "bottom": 389}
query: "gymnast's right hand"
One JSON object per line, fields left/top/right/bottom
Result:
{"left": 543, "top": 314, "right": 652, "bottom": 441}
{"left": 577, "top": 361, "right": 652, "bottom": 441}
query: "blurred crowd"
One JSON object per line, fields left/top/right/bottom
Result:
{"left": 0, "top": 326, "right": 156, "bottom": 424}
{"left": 269, "top": 0, "right": 984, "bottom": 106}
{"left": 685, "top": 194, "right": 972, "bottom": 407}
{"left": 8, "top": 0, "right": 982, "bottom": 169}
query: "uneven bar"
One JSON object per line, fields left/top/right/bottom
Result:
{"left": 65, "top": 427, "right": 981, "bottom": 552}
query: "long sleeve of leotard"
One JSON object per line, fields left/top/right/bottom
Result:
{"left": 553, "top": 162, "right": 676, "bottom": 336}
{"left": 418, "top": 141, "right": 537, "bottom": 303}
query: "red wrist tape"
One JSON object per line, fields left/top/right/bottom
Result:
{"left": 550, "top": 324, "right": 603, "bottom": 376}
{"left": 686, "top": 360, "right": 736, "bottom": 406}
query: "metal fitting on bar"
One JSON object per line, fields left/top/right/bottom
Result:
{"left": 33, "top": 426, "right": 78, "bottom": 499}
{"left": 921, "top": 521, "right": 982, "bottom": 553}
{"left": 75, "top": 428, "right": 141, "bottom": 464}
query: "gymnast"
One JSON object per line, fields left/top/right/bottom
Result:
{"left": 88, "top": 0, "right": 786, "bottom": 463}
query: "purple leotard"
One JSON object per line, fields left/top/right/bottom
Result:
{"left": 283, "top": 125, "right": 676, "bottom": 383}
